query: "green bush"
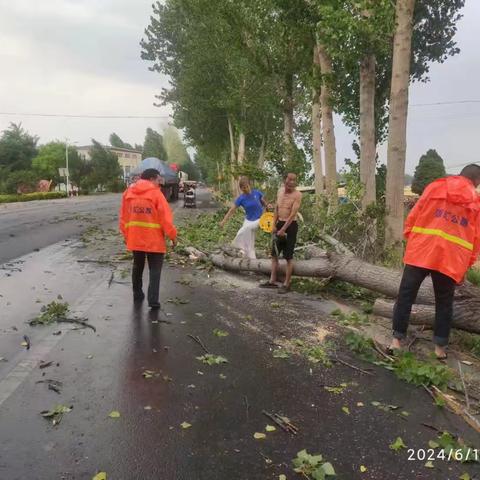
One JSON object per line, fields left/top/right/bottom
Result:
{"left": 0, "top": 191, "right": 67, "bottom": 203}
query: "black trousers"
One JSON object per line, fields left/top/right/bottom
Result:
{"left": 132, "top": 251, "right": 165, "bottom": 306}
{"left": 393, "top": 264, "right": 456, "bottom": 347}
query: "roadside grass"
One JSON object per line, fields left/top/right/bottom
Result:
{"left": 0, "top": 192, "right": 66, "bottom": 203}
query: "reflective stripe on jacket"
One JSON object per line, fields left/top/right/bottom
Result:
{"left": 119, "top": 179, "right": 177, "bottom": 253}
{"left": 403, "top": 176, "right": 480, "bottom": 283}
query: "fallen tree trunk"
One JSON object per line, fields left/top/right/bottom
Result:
{"left": 210, "top": 252, "right": 480, "bottom": 333}
{"left": 212, "top": 252, "right": 435, "bottom": 303}
{"left": 373, "top": 298, "right": 480, "bottom": 334}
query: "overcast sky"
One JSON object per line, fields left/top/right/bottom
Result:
{"left": 0, "top": 0, "right": 478, "bottom": 174}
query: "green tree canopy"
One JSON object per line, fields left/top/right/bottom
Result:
{"left": 143, "top": 128, "right": 167, "bottom": 160}
{"left": 81, "top": 140, "right": 122, "bottom": 191}
{"left": 0, "top": 123, "right": 38, "bottom": 172}
{"left": 32, "top": 142, "right": 83, "bottom": 185}
{"left": 109, "top": 133, "right": 134, "bottom": 150}
{"left": 411, "top": 149, "right": 446, "bottom": 195}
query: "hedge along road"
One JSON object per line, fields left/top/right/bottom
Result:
{"left": 0, "top": 194, "right": 123, "bottom": 264}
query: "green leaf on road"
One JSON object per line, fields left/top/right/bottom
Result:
{"left": 342, "top": 406, "right": 350, "bottom": 415}
{"left": 424, "top": 461, "right": 434, "bottom": 469}
{"left": 428, "top": 440, "right": 439, "bottom": 449}
{"left": 265, "top": 425, "right": 276, "bottom": 432}
{"left": 213, "top": 328, "right": 229, "bottom": 337}
{"left": 272, "top": 349, "right": 290, "bottom": 359}
{"left": 181, "top": 422, "right": 192, "bottom": 429}
{"left": 196, "top": 354, "right": 228, "bottom": 365}
{"left": 108, "top": 411, "right": 120, "bottom": 418}
{"left": 321, "top": 462, "right": 336, "bottom": 476}
{"left": 253, "top": 432, "right": 266, "bottom": 440}
{"left": 390, "top": 437, "right": 407, "bottom": 451}
{"left": 92, "top": 473, "right": 107, "bottom": 480}
{"left": 279, "top": 475, "right": 287, "bottom": 480}
{"left": 459, "top": 474, "right": 471, "bottom": 480}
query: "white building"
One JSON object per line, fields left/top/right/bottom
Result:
{"left": 76, "top": 145, "right": 143, "bottom": 181}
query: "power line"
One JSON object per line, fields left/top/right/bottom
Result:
{"left": 411, "top": 100, "right": 480, "bottom": 107}
{"left": 0, "top": 112, "right": 171, "bottom": 119}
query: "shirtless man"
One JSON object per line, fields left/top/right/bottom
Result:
{"left": 260, "top": 172, "right": 302, "bottom": 294}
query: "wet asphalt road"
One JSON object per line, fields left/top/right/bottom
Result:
{"left": 0, "top": 190, "right": 479, "bottom": 480}
{"left": 0, "top": 194, "right": 121, "bottom": 264}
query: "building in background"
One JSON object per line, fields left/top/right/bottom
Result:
{"left": 76, "top": 145, "right": 143, "bottom": 182}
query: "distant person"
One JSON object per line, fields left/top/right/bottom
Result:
{"left": 260, "top": 172, "right": 302, "bottom": 294}
{"left": 119, "top": 168, "right": 177, "bottom": 309}
{"left": 389, "top": 165, "right": 480, "bottom": 359}
{"left": 220, "top": 176, "right": 267, "bottom": 259}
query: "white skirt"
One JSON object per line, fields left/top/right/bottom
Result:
{"left": 233, "top": 218, "right": 260, "bottom": 259}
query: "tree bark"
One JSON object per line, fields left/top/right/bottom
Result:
{"left": 237, "top": 132, "right": 246, "bottom": 165}
{"left": 312, "top": 45, "right": 324, "bottom": 196}
{"left": 228, "top": 116, "right": 238, "bottom": 195}
{"left": 317, "top": 42, "right": 337, "bottom": 211}
{"left": 258, "top": 134, "right": 266, "bottom": 169}
{"left": 385, "top": 0, "right": 416, "bottom": 248}
{"left": 373, "top": 298, "right": 480, "bottom": 335}
{"left": 228, "top": 116, "right": 236, "bottom": 165}
{"left": 282, "top": 73, "right": 294, "bottom": 162}
{"left": 360, "top": 54, "right": 377, "bottom": 210}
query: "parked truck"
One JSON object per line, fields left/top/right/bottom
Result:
{"left": 131, "top": 157, "right": 180, "bottom": 201}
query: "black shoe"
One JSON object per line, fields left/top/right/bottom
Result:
{"left": 149, "top": 303, "right": 161, "bottom": 310}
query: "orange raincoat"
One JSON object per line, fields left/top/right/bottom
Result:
{"left": 404, "top": 176, "right": 480, "bottom": 283}
{"left": 119, "top": 179, "right": 177, "bottom": 253}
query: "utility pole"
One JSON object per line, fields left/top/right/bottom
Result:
{"left": 65, "top": 141, "right": 70, "bottom": 197}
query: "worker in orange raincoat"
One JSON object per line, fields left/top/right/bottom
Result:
{"left": 120, "top": 168, "right": 177, "bottom": 309}
{"left": 389, "top": 164, "right": 480, "bottom": 359}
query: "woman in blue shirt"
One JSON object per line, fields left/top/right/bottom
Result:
{"left": 220, "top": 176, "right": 267, "bottom": 259}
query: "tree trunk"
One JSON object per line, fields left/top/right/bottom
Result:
{"left": 360, "top": 54, "right": 376, "bottom": 209}
{"left": 237, "top": 132, "right": 246, "bottom": 165}
{"left": 373, "top": 298, "right": 480, "bottom": 335}
{"left": 283, "top": 73, "right": 294, "bottom": 162}
{"left": 258, "top": 135, "right": 266, "bottom": 169}
{"left": 312, "top": 45, "right": 324, "bottom": 196}
{"left": 228, "top": 116, "right": 237, "bottom": 195}
{"left": 317, "top": 42, "right": 337, "bottom": 211}
{"left": 228, "top": 116, "right": 236, "bottom": 165}
{"left": 210, "top": 251, "right": 480, "bottom": 333}
{"left": 385, "top": 0, "right": 416, "bottom": 248}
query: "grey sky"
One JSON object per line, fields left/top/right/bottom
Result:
{"left": 0, "top": 0, "right": 478, "bottom": 174}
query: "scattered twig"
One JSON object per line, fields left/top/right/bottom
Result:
{"left": 421, "top": 422, "right": 444, "bottom": 434}
{"left": 334, "top": 355, "right": 374, "bottom": 376}
{"left": 39, "top": 361, "right": 53, "bottom": 369}
{"left": 407, "top": 325, "right": 425, "bottom": 351}
{"left": 244, "top": 395, "right": 250, "bottom": 421}
{"left": 448, "top": 384, "right": 480, "bottom": 402}
{"left": 457, "top": 360, "right": 471, "bottom": 411}
{"left": 23, "top": 335, "right": 31, "bottom": 350}
{"left": 56, "top": 317, "right": 96, "bottom": 332}
{"left": 422, "top": 384, "right": 438, "bottom": 404}
{"left": 259, "top": 452, "right": 273, "bottom": 466}
{"left": 372, "top": 340, "right": 394, "bottom": 362}
{"left": 107, "top": 270, "right": 114, "bottom": 288}
{"left": 48, "top": 383, "right": 61, "bottom": 394}
{"left": 187, "top": 334, "right": 209, "bottom": 354}
{"left": 431, "top": 386, "right": 480, "bottom": 433}
{"left": 262, "top": 410, "right": 298, "bottom": 435}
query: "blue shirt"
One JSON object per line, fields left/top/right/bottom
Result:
{"left": 235, "top": 189, "right": 264, "bottom": 221}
